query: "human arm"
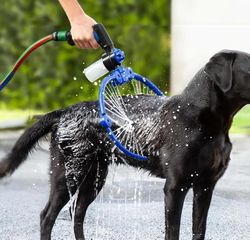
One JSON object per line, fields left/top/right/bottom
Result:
{"left": 58, "top": 0, "right": 99, "bottom": 49}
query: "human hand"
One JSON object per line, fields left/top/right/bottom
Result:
{"left": 70, "top": 14, "right": 99, "bottom": 49}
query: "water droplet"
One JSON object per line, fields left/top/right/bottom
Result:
{"left": 80, "top": 86, "right": 83, "bottom": 90}
{"left": 173, "top": 116, "right": 177, "bottom": 120}
{"left": 73, "top": 77, "right": 77, "bottom": 81}
{"left": 94, "top": 82, "right": 98, "bottom": 86}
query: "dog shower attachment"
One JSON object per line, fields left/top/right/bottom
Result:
{"left": 0, "top": 23, "right": 164, "bottom": 161}
{"left": 82, "top": 25, "right": 164, "bottom": 160}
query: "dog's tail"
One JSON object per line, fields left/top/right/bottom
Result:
{"left": 0, "top": 109, "right": 64, "bottom": 178}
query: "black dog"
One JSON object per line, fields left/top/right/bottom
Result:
{"left": 0, "top": 50, "right": 249, "bottom": 240}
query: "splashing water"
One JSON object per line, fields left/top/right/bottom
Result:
{"left": 67, "top": 188, "right": 80, "bottom": 240}
{"left": 103, "top": 79, "right": 160, "bottom": 157}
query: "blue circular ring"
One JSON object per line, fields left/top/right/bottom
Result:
{"left": 98, "top": 72, "right": 164, "bottom": 161}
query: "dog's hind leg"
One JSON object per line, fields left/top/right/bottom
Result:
{"left": 164, "top": 178, "right": 189, "bottom": 240}
{"left": 40, "top": 185, "right": 69, "bottom": 240}
{"left": 192, "top": 184, "right": 215, "bottom": 240}
{"left": 73, "top": 159, "right": 108, "bottom": 240}
{"left": 40, "top": 145, "right": 70, "bottom": 240}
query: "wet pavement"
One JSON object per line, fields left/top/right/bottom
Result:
{"left": 0, "top": 131, "right": 250, "bottom": 240}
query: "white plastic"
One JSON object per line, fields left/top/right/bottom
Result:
{"left": 83, "top": 59, "right": 109, "bottom": 82}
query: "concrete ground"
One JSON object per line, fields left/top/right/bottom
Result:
{"left": 0, "top": 131, "right": 250, "bottom": 240}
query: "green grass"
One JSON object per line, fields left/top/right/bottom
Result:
{"left": 230, "top": 105, "right": 250, "bottom": 134}
{"left": 0, "top": 106, "right": 250, "bottom": 134}
{"left": 0, "top": 109, "right": 44, "bottom": 122}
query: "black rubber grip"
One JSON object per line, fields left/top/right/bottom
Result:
{"left": 93, "top": 24, "right": 114, "bottom": 52}
{"left": 66, "top": 32, "right": 75, "bottom": 46}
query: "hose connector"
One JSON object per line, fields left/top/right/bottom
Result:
{"left": 52, "top": 31, "right": 75, "bottom": 45}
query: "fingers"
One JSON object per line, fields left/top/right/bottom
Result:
{"left": 72, "top": 34, "right": 99, "bottom": 49}
{"left": 74, "top": 39, "right": 84, "bottom": 49}
{"left": 90, "top": 39, "right": 99, "bottom": 49}
{"left": 70, "top": 14, "right": 99, "bottom": 50}
{"left": 83, "top": 41, "right": 92, "bottom": 49}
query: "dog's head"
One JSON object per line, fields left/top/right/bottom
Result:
{"left": 205, "top": 50, "right": 250, "bottom": 102}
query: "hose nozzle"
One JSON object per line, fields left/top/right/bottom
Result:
{"left": 84, "top": 48, "right": 125, "bottom": 82}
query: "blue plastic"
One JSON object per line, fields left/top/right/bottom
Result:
{"left": 113, "top": 48, "right": 125, "bottom": 64}
{"left": 93, "top": 31, "right": 100, "bottom": 42}
{"left": 0, "top": 71, "right": 14, "bottom": 91}
{"left": 98, "top": 66, "right": 164, "bottom": 161}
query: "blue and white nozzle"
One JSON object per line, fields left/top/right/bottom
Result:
{"left": 83, "top": 24, "right": 125, "bottom": 82}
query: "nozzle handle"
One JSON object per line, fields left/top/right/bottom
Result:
{"left": 93, "top": 23, "right": 114, "bottom": 52}
{"left": 53, "top": 23, "right": 114, "bottom": 50}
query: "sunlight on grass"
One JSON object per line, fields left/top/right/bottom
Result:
{"left": 231, "top": 105, "right": 250, "bottom": 134}
{"left": 0, "top": 109, "right": 44, "bottom": 122}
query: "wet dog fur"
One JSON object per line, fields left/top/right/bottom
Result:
{"left": 1, "top": 50, "right": 250, "bottom": 240}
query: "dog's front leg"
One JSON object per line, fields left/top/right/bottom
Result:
{"left": 192, "top": 184, "right": 215, "bottom": 240}
{"left": 164, "top": 180, "right": 188, "bottom": 240}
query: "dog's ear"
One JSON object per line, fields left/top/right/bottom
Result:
{"left": 205, "top": 51, "right": 236, "bottom": 93}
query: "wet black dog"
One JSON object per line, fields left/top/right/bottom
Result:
{"left": 1, "top": 50, "right": 250, "bottom": 240}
